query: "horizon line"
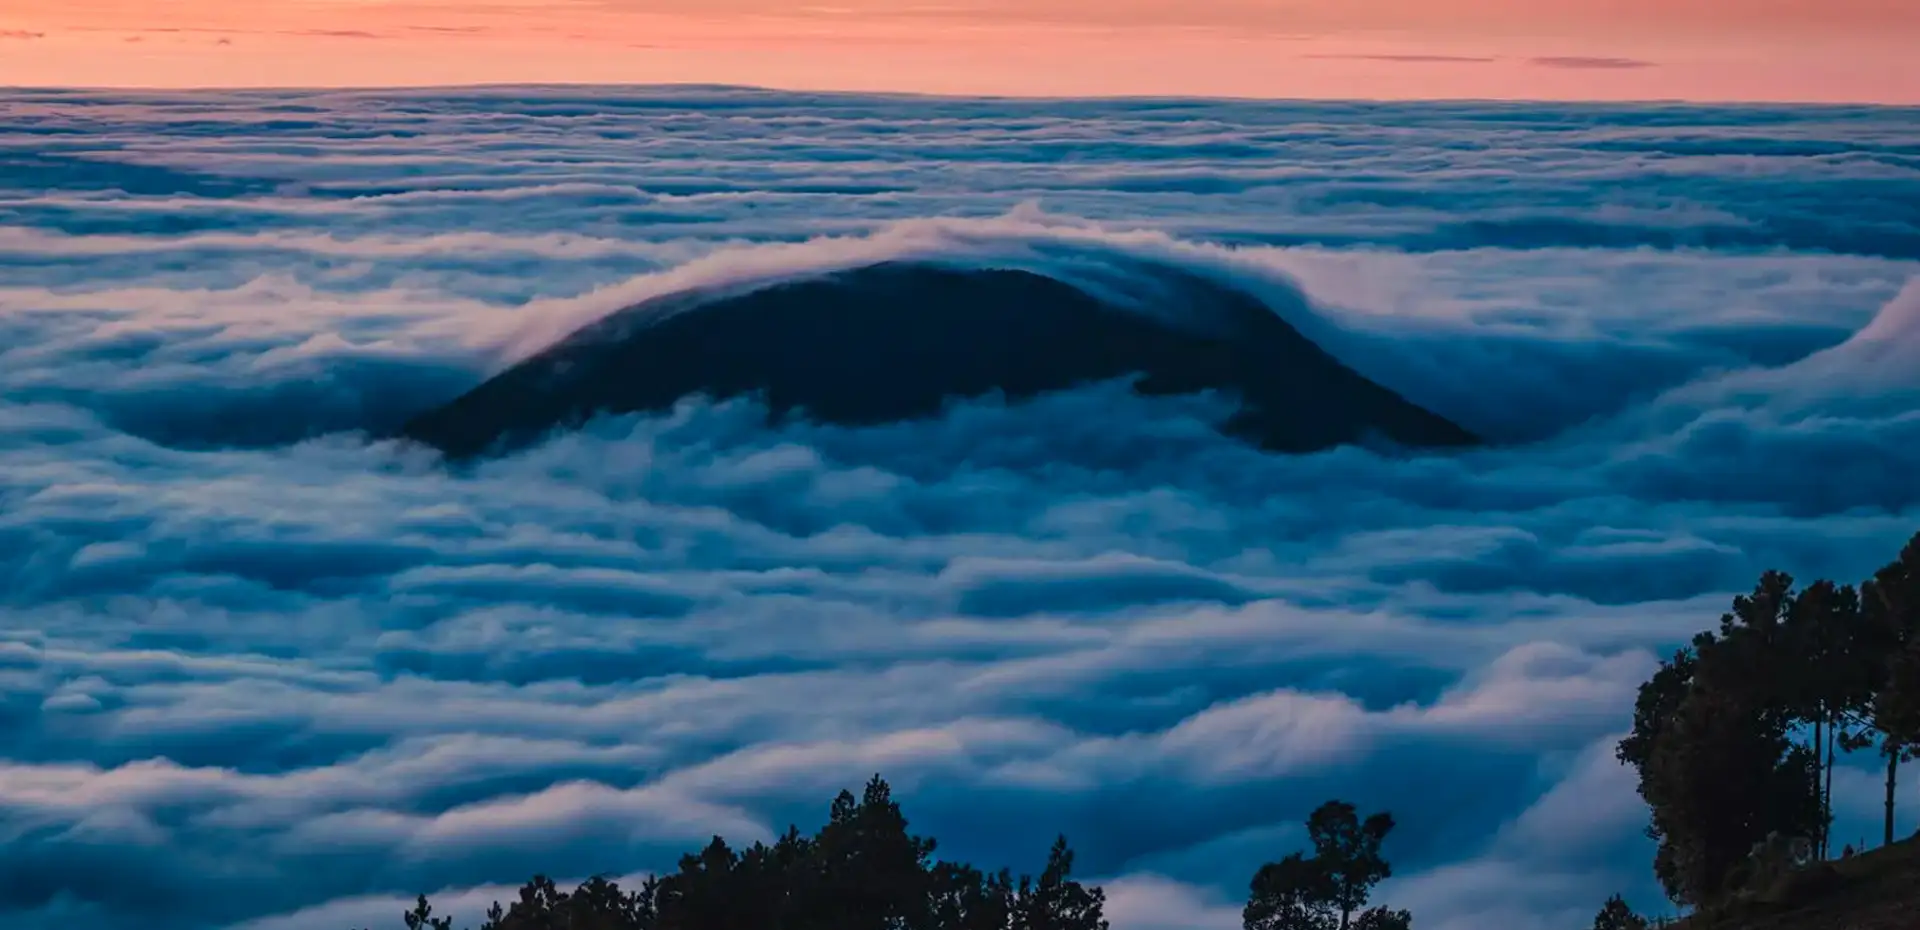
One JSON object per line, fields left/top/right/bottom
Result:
{"left": 6, "top": 80, "right": 1917, "bottom": 111}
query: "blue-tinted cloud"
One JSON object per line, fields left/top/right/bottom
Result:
{"left": 1, "top": 89, "right": 1918, "bottom": 930}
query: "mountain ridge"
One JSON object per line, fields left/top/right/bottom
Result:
{"left": 397, "top": 261, "right": 1480, "bottom": 460}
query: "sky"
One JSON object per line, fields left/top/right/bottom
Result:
{"left": 1, "top": 0, "right": 1918, "bottom": 101}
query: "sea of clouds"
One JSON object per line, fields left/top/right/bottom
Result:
{"left": 3, "top": 87, "right": 1920, "bottom": 930}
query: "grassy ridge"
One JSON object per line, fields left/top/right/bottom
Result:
{"left": 1676, "top": 834, "right": 1920, "bottom": 930}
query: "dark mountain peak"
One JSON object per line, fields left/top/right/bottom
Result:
{"left": 397, "top": 261, "right": 1479, "bottom": 459}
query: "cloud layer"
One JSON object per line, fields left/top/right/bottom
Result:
{"left": 2, "top": 87, "right": 1919, "bottom": 930}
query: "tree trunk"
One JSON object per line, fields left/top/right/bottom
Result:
{"left": 1825, "top": 723, "right": 1838, "bottom": 857}
{"left": 1888, "top": 751, "right": 1901, "bottom": 849}
{"left": 1814, "top": 714, "right": 1826, "bottom": 858}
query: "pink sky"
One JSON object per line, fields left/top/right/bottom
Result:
{"left": 1, "top": 1, "right": 1916, "bottom": 102}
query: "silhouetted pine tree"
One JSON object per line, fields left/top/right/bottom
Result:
{"left": 1782, "top": 578, "right": 1872, "bottom": 858}
{"left": 1620, "top": 573, "right": 1825, "bottom": 907}
{"left": 359, "top": 775, "right": 1105, "bottom": 930}
{"left": 1589, "top": 894, "right": 1648, "bottom": 930}
{"left": 1243, "top": 801, "right": 1405, "bottom": 930}
{"left": 1618, "top": 529, "right": 1920, "bottom": 915}
{"left": 1854, "top": 532, "right": 1920, "bottom": 847}
{"left": 1012, "top": 836, "right": 1107, "bottom": 930}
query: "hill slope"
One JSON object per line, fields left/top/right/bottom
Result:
{"left": 398, "top": 261, "right": 1480, "bottom": 459}
{"left": 1678, "top": 836, "right": 1920, "bottom": 930}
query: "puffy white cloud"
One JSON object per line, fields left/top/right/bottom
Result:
{"left": 1, "top": 86, "right": 1917, "bottom": 930}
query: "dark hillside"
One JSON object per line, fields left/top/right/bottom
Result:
{"left": 1676, "top": 834, "right": 1920, "bottom": 930}
{"left": 398, "top": 261, "right": 1480, "bottom": 459}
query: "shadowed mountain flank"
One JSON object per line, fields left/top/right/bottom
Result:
{"left": 398, "top": 262, "right": 1480, "bottom": 459}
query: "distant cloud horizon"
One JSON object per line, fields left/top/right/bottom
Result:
{"left": 2, "top": 83, "right": 1919, "bottom": 930}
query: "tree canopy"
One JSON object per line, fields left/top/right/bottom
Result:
{"left": 1589, "top": 894, "right": 1649, "bottom": 930}
{"left": 357, "top": 775, "right": 1107, "bottom": 930}
{"left": 1612, "top": 531, "right": 1920, "bottom": 913}
{"left": 1244, "top": 800, "right": 1408, "bottom": 930}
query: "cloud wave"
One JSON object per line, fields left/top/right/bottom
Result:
{"left": 3, "top": 88, "right": 1919, "bottom": 930}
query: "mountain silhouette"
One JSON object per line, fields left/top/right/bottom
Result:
{"left": 398, "top": 261, "right": 1480, "bottom": 459}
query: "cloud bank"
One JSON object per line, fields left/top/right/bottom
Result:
{"left": 2, "top": 87, "right": 1919, "bottom": 930}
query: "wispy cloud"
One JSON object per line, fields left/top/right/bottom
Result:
{"left": 1530, "top": 56, "right": 1656, "bottom": 70}
{"left": 292, "top": 29, "right": 387, "bottom": 40}
{"left": 1303, "top": 53, "right": 1495, "bottom": 64}
{"left": 1302, "top": 53, "right": 1657, "bottom": 70}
